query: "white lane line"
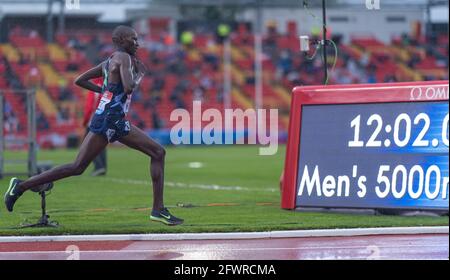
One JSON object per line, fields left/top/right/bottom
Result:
{"left": 0, "top": 227, "right": 447, "bottom": 243}
{"left": 94, "top": 177, "right": 277, "bottom": 192}
{"left": 0, "top": 243, "right": 446, "bottom": 255}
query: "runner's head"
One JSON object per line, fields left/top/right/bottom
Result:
{"left": 112, "top": 25, "right": 139, "bottom": 56}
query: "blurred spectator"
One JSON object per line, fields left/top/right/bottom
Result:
{"left": 36, "top": 111, "right": 50, "bottom": 131}
{"left": 193, "top": 86, "right": 204, "bottom": 101}
{"left": 202, "top": 52, "right": 219, "bottom": 70}
{"left": 57, "top": 105, "right": 70, "bottom": 124}
{"left": 0, "top": 55, "right": 7, "bottom": 66}
{"left": 286, "top": 70, "right": 302, "bottom": 85}
{"left": 366, "top": 65, "right": 377, "bottom": 83}
{"left": 245, "top": 71, "right": 255, "bottom": 85}
{"left": 384, "top": 74, "right": 398, "bottom": 83}
{"left": 166, "top": 51, "right": 187, "bottom": 75}
{"left": 18, "top": 53, "right": 30, "bottom": 65}
{"left": 66, "top": 60, "right": 80, "bottom": 72}
{"left": 151, "top": 74, "right": 165, "bottom": 93}
{"left": 424, "top": 75, "right": 436, "bottom": 81}
{"left": 276, "top": 50, "right": 293, "bottom": 80}
{"left": 150, "top": 51, "right": 162, "bottom": 68}
{"left": 152, "top": 110, "right": 164, "bottom": 130}
{"left": 25, "top": 66, "right": 42, "bottom": 89}
{"left": 170, "top": 79, "right": 190, "bottom": 109}
{"left": 130, "top": 111, "right": 145, "bottom": 130}
{"left": 334, "top": 69, "right": 352, "bottom": 84}
{"left": 86, "top": 37, "right": 101, "bottom": 63}
{"left": 170, "top": 79, "right": 189, "bottom": 101}
{"left": 3, "top": 102, "right": 20, "bottom": 133}
{"left": 164, "top": 32, "right": 175, "bottom": 47}
{"left": 200, "top": 75, "right": 213, "bottom": 91}
{"left": 359, "top": 52, "right": 370, "bottom": 68}
{"left": 67, "top": 36, "right": 83, "bottom": 50}
{"left": 304, "top": 57, "right": 321, "bottom": 75}
{"left": 174, "top": 98, "right": 186, "bottom": 109}
{"left": 29, "top": 30, "right": 39, "bottom": 38}
{"left": 3, "top": 101, "right": 12, "bottom": 116}
{"left": 132, "top": 88, "right": 142, "bottom": 103}
{"left": 346, "top": 57, "right": 359, "bottom": 74}
{"left": 58, "top": 80, "right": 74, "bottom": 101}
{"left": 152, "top": 90, "right": 162, "bottom": 105}
{"left": 216, "top": 84, "right": 224, "bottom": 103}
{"left": 7, "top": 75, "right": 23, "bottom": 90}
{"left": 407, "top": 53, "right": 421, "bottom": 68}
{"left": 59, "top": 87, "right": 73, "bottom": 101}
{"left": 9, "top": 25, "right": 24, "bottom": 36}
{"left": 401, "top": 33, "right": 411, "bottom": 46}
{"left": 264, "top": 21, "right": 278, "bottom": 58}
{"left": 100, "top": 43, "right": 115, "bottom": 58}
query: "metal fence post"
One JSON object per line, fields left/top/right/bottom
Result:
{"left": 27, "top": 90, "right": 37, "bottom": 177}
{"left": 0, "top": 91, "right": 4, "bottom": 178}
{"left": 0, "top": 89, "right": 37, "bottom": 178}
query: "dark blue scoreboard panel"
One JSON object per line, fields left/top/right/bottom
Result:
{"left": 296, "top": 101, "right": 449, "bottom": 210}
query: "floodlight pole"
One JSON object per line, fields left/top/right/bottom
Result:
{"left": 27, "top": 90, "right": 37, "bottom": 177}
{"left": 58, "top": 0, "right": 65, "bottom": 35}
{"left": 254, "top": 1, "right": 263, "bottom": 111}
{"left": 0, "top": 92, "right": 4, "bottom": 178}
{"left": 322, "top": 0, "right": 328, "bottom": 85}
{"left": 47, "top": 0, "right": 54, "bottom": 43}
{"left": 223, "top": 37, "right": 232, "bottom": 110}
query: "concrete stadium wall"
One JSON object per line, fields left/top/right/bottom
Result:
{"left": 0, "top": 3, "right": 442, "bottom": 43}
{"left": 237, "top": 7, "right": 426, "bottom": 43}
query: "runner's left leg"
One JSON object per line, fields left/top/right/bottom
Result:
{"left": 118, "top": 124, "right": 165, "bottom": 211}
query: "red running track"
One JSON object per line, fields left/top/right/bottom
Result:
{"left": 0, "top": 234, "right": 447, "bottom": 260}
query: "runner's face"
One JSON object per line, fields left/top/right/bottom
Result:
{"left": 121, "top": 31, "right": 139, "bottom": 56}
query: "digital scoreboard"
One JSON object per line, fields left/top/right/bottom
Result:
{"left": 281, "top": 81, "right": 449, "bottom": 212}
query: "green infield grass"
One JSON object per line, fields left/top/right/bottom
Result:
{"left": 0, "top": 145, "right": 447, "bottom": 235}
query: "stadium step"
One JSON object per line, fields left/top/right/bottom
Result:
{"left": 273, "top": 85, "right": 291, "bottom": 106}
{"left": 0, "top": 44, "right": 20, "bottom": 62}
{"left": 205, "top": 43, "right": 221, "bottom": 55}
{"left": 36, "top": 88, "right": 58, "bottom": 117}
{"left": 392, "top": 46, "right": 411, "bottom": 62}
{"left": 417, "top": 68, "right": 447, "bottom": 80}
{"left": 230, "top": 45, "right": 246, "bottom": 61}
{"left": 347, "top": 45, "right": 364, "bottom": 60}
{"left": 240, "top": 45, "right": 254, "bottom": 58}
{"left": 231, "top": 87, "right": 253, "bottom": 110}
{"left": 47, "top": 44, "right": 68, "bottom": 61}
{"left": 187, "top": 48, "right": 201, "bottom": 61}
{"left": 38, "top": 63, "right": 65, "bottom": 87}
{"left": 17, "top": 47, "right": 48, "bottom": 62}
{"left": 398, "top": 64, "right": 422, "bottom": 81}
{"left": 382, "top": 46, "right": 408, "bottom": 62}
{"left": 230, "top": 64, "right": 246, "bottom": 85}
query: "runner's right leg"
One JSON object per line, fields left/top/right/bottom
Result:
{"left": 18, "top": 132, "right": 108, "bottom": 192}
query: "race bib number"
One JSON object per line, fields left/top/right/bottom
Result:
{"left": 96, "top": 91, "right": 113, "bottom": 114}
{"left": 124, "top": 94, "right": 132, "bottom": 114}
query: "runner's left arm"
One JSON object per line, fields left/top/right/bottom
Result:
{"left": 74, "top": 62, "right": 104, "bottom": 93}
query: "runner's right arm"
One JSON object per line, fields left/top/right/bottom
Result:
{"left": 118, "top": 53, "right": 145, "bottom": 95}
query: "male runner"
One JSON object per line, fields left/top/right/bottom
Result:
{"left": 4, "top": 25, "right": 183, "bottom": 226}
